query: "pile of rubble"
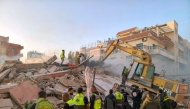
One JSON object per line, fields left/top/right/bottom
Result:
{"left": 0, "top": 55, "right": 86, "bottom": 109}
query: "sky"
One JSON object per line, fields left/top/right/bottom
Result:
{"left": 0, "top": 0, "right": 190, "bottom": 62}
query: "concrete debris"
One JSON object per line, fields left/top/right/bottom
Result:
{"left": 0, "top": 98, "right": 14, "bottom": 109}
{"left": 8, "top": 68, "right": 17, "bottom": 79}
{"left": 0, "top": 55, "right": 91, "bottom": 108}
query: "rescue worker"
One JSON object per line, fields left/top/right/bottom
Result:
{"left": 63, "top": 93, "right": 75, "bottom": 109}
{"left": 121, "top": 66, "right": 128, "bottom": 85}
{"left": 121, "top": 89, "right": 131, "bottom": 109}
{"left": 154, "top": 89, "right": 165, "bottom": 109}
{"left": 90, "top": 86, "right": 102, "bottom": 109}
{"left": 114, "top": 87, "right": 124, "bottom": 109}
{"left": 73, "top": 87, "right": 90, "bottom": 109}
{"left": 68, "top": 87, "right": 75, "bottom": 99}
{"left": 140, "top": 93, "right": 160, "bottom": 109}
{"left": 104, "top": 89, "right": 116, "bottom": 109}
{"left": 141, "top": 88, "right": 149, "bottom": 102}
{"left": 68, "top": 51, "right": 72, "bottom": 63}
{"left": 163, "top": 92, "right": 171, "bottom": 109}
{"left": 31, "top": 90, "right": 54, "bottom": 109}
{"left": 77, "top": 53, "right": 81, "bottom": 65}
{"left": 131, "top": 86, "right": 142, "bottom": 109}
{"left": 60, "top": 50, "right": 65, "bottom": 65}
{"left": 71, "top": 52, "right": 75, "bottom": 64}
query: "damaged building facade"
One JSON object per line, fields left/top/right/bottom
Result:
{"left": 80, "top": 20, "right": 190, "bottom": 83}
{"left": 0, "top": 36, "right": 24, "bottom": 64}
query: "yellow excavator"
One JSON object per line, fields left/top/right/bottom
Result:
{"left": 102, "top": 39, "right": 190, "bottom": 104}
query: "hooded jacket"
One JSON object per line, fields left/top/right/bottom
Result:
{"left": 140, "top": 96, "right": 160, "bottom": 109}
{"left": 104, "top": 93, "right": 116, "bottom": 109}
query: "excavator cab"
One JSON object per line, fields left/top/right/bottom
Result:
{"left": 128, "top": 61, "right": 155, "bottom": 87}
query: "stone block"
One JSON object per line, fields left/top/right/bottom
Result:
{"left": 9, "top": 81, "right": 41, "bottom": 105}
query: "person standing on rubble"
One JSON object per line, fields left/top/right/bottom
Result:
{"left": 104, "top": 89, "right": 116, "bottom": 109}
{"left": 30, "top": 90, "right": 54, "bottom": 109}
{"left": 114, "top": 87, "right": 124, "bottom": 109}
{"left": 121, "top": 66, "right": 128, "bottom": 85}
{"left": 71, "top": 52, "right": 75, "bottom": 64}
{"left": 73, "top": 87, "right": 90, "bottom": 109}
{"left": 63, "top": 93, "right": 75, "bottom": 109}
{"left": 68, "top": 51, "right": 72, "bottom": 63}
{"left": 131, "top": 86, "right": 142, "bottom": 109}
{"left": 121, "top": 89, "right": 131, "bottom": 109}
{"left": 68, "top": 87, "right": 75, "bottom": 99}
{"left": 90, "top": 86, "right": 102, "bottom": 109}
{"left": 60, "top": 50, "right": 65, "bottom": 65}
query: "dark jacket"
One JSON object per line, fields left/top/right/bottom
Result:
{"left": 131, "top": 89, "right": 142, "bottom": 102}
{"left": 90, "top": 91, "right": 100, "bottom": 109}
{"left": 155, "top": 93, "right": 165, "bottom": 109}
{"left": 104, "top": 93, "right": 116, "bottom": 109}
{"left": 121, "top": 91, "right": 129, "bottom": 103}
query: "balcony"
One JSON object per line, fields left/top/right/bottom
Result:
{"left": 178, "top": 43, "right": 184, "bottom": 51}
{"left": 179, "top": 57, "right": 188, "bottom": 65}
{"left": 136, "top": 45, "right": 174, "bottom": 60}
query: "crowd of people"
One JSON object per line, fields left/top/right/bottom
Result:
{"left": 29, "top": 85, "right": 177, "bottom": 109}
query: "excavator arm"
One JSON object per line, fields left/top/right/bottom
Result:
{"left": 102, "top": 39, "right": 152, "bottom": 65}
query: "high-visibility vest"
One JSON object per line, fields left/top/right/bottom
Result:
{"left": 60, "top": 51, "right": 65, "bottom": 58}
{"left": 163, "top": 96, "right": 170, "bottom": 101}
{"left": 73, "top": 93, "right": 85, "bottom": 106}
{"left": 123, "top": 68, "right": 128, "bottom": 74}
{"left": 115, "top": 92, "right": 123, "bottom": 100}
{"left": 93, "top": 93, "right": 102, "bottom": 109}
{"left": 35, "top": 98, "right": 54, "bottom": 109}
{"left": 66, "top": 99, "right": 75, "bottom": 107}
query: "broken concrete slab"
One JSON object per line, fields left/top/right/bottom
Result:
{"left": 0, "top": 63, "right": 6, "bottom": 73}
{"left": 0, "top": 69, "right": 11, "bottom": 83}
{"left": 59, "top": 76, "right": 80, "bottom": 87}
{"left": 15, "top": 63, "right": 46, "bottom": 70}
{"left": 45, "top": 55, "right": 57, "bottom": 65}
{"left": 9, "top": 81, "right": 41, "bottom": 105}
{"left": 46, "top": 87, "right": 67, "bottom": 95}
{"left": 0, "top": 99, "right": 14, "bottom": 109}
{"left": 5, "top": 60, "right": 22, "bottom": 64}
{"left": 0, "top": 83, "right": 18, "bottom": 94}
{"left": 8, "top": 68, "right": 17, "bottom": 79}
{"left": 48, "top": 65, "right": 58, "bottom": 73}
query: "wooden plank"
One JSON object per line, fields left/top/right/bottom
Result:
{"left": 0, "top": 69, "right": 11, "bottom": 83}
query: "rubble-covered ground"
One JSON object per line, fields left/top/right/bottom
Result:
{"left": 0, "top": 55, "right": 87, "bottom": 109}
